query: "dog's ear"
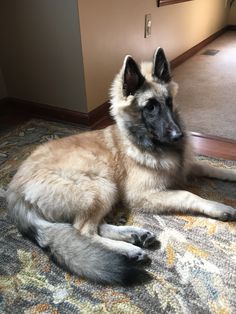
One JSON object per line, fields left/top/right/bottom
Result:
{"left": 122, "top": 56, "right": 145, "bottom": 96}
{"left": 153, "top": 47, "right": 171, "bottom": 83}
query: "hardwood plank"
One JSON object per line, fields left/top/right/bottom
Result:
{"left": 191, "top": 134, "right": 236, "bottom": 161}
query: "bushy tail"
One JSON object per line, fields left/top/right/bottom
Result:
{"left": 0, "top": 188, "right": 6, "bottom": 198}
{"left": 36, "top": 221, "right": 151, "bottom": 285}
{"left": 9, "top": 200, "right": 151, "bottom": 285}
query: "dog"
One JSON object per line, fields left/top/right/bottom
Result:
{"left": 7, "top": 48, "right": 236, "bottom": 285}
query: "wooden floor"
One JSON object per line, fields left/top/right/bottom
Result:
{"left": 0, "top": 114, "right": 236, "bottom": 160}
{"left": 190, "top": 132, "right": 236, "bottom": 160}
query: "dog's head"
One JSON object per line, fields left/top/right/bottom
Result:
{"left": 110, "top": 48, "right": 184, "bottom": 150}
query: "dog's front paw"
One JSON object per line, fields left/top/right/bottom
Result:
{"left": 210, "top": 203, "right": 236, "bottom": 221}
{"left": 131, "top": 230, "right": 158, "bottom": 248}
{"left": 219, "top": 207, "right": 236, "bottom": 221}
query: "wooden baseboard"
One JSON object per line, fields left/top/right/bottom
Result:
{"left": 0, "top": 97, "right": 112, "bottom": 129}
{"left": 227, "top": 25, "right": 236, "bottom": 31}
{"left": 158, "top": 0, "right": 192, "bottom": 7}
{"left": 1, "top": 26, "right": 235, "bottom": 128}
{"left": 2, "top": 97, "right": 90, "bottom": 125}
{"left": 171, "top": 25, "right": 236, "bottom": 69}
{"left": 0, "top": 98, "right": 7, "bottom": 108}
{"left": 88, "top": 101, "right": 111, "bottom": 128}
{"left": 170, "top": 27, "right": 227, "bottom": 68}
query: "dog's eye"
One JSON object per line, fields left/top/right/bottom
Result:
{"left": 146, "top": 103, "right": 155, "bottom": 111}
{"left": 145, "top": 99, "right": 159, "bottom": 112}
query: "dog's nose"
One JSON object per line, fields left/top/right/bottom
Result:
{"left": 170, "top": 129, "right": 183, "bottom": 142}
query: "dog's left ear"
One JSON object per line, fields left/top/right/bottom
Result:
{"left": 122, "top": 56, "right": 145, "bottom": 97}
{"left": 153, "top": 47, "right": 171, "bottom": 83}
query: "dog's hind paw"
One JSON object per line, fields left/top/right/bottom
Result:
{"left": 126, "top": 249, "right": 152, "bottom": 266}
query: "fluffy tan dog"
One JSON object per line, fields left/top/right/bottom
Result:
{"left": 7, "top": 48, "right": 236, "bottom": 285}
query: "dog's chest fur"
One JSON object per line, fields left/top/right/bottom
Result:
{"left": 124, "top": 147, "right": 184, "bottom": 193}
{"left": 105, "top": 125, "right": 185, "bottom": 194}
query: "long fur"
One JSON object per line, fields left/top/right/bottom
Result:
{"left": 7, "top": 48, "right": 236, "bottom": 285}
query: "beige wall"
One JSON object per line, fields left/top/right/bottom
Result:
{"left": 0, "top": 0, "right": 230, "bottom": 113}
{"left": 0, "top": 68, "right": 7, "bottom": 99}
{"left": 0, "top": 0, "right": 87, "bottom": 112}
{"left": 78, "top": 0, "right": 228, "bottom": 111}
{"left": 228, "top": 2, "right": 236, "bottom": 24}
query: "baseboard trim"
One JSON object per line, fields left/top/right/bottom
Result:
{"left": 227, "top": 25, "right": 236, "bottom": 31}
{"left": 0, "top": 97, "right": 112, "bottom": 129}
{"left": 170, "top": 27, "right": 227, "bottom": 68}
{"left": 2, "top": 97, "right": 90, "bottom": 125}
{"left": 0, "top": 98, "right": 7, "bottom": 108}
{"left": 88, "top": 101, "right": 111, "bottom": 128}
{"left": 1, "top": 26, "right": 234, "bottom": 128}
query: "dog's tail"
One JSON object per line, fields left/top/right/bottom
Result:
{"left": 8, "top": 197, "right": 151, "bottom": 285}
{"left": 0, "top": 188, "right": 6, "bottom": 198}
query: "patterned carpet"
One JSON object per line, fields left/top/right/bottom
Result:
{"left": 0, "top": 119, "right": 236, "bottom": 314}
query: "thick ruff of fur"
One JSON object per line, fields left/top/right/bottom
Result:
{"left": 7, "top": 48, "right": 236, "bottom": 285}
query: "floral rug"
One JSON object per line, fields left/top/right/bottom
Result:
{"left": 0, "top": 119, "right": 236, "bottom": 314}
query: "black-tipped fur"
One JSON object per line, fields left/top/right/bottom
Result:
{"left": 19, "top": 224, "right": 39, "bottom": 244}
{"left": 49, "top": 244, "right": 151, "bottom": 286}
{"left": 34, "top": 223, "right": 151, "bottom": 286}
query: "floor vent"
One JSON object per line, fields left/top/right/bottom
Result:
{"left": 201, "top": 49, "right": 220, "bottom": 56}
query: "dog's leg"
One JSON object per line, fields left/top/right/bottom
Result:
{"left": 190, "top": 161, "right": 236, "bottom": 181}
{"left": 130, "top": 190, "right": 236, "bottom": 221}
{"left": 92, "top": 235, "right": 151, "bottom": 265}
{"left": 73, "top": 210, "right": 150, "bottom": 264}
{"left": 98, "top": 224, "right": 157, "bottom": 248}
{"left": 73, "top": 219, "right": 150, "bottom": 264}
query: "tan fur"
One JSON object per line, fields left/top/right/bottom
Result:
{"left": 8, "top": 112, "right": 236, "bottom": 232}
{"left": 8, "top": 54, "right": 236, "bottom": 231}
{"left": 6, "top": 49, "right": 236, "bottom": 284}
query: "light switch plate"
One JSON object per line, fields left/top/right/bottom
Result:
{"left": 145, "top": 14, "right": 151, "bottom": 38}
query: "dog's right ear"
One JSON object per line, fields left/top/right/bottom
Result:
{"left": 122, "top": 56, "right": 145, "bottom": 97}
